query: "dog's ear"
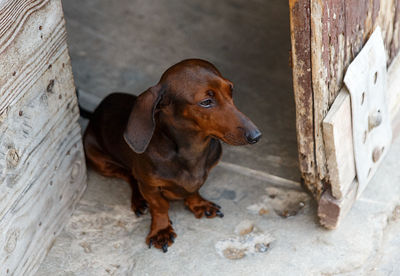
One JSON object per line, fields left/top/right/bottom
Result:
{"left": 123, "top": 84, "right": 165, "bottom": 153}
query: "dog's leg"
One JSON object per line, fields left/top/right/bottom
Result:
{"left": 130, "top": 177, "right": 148, "bottom": 217}
{"left": 184, "top": 192, "right": 224, "bottom": 219}
{"left": 139, "top": 184, "right": 176, "bottom": 252}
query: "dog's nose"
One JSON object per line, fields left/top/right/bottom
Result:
{"left": 245, "top": 129, "right": 262, "bottom": 144}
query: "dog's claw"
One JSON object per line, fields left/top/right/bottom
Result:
{"left": 169, "top": 219, "right": 173, "bottom": 225}
{"left": 135, "top": 210, "right": 143, "bottom": 217}
{"left": 212, "top": 203, "right": 221, "bottom": 209}
{"left": 205, "top": 210, "right": 211, "bottom": 217}
{"left": 216, "top": 210, "right": 224, "bottom": 218}
{"left": 146, "top": 225, "right": 176, "bottom": 252}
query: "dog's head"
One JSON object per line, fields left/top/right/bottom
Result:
{"left": 124, "top": 59, "right": 261, "bottom": 153}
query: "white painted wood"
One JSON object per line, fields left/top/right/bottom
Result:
{"left": 0, "top": 0, "right": 86, "bottom": 275}
{"left": 388, "top": 52, "right": 400, "bottom": 124}
{"left": 320, "top": 49, "right": 400, "bottom": 227}
{"left": 323, "top": 89, "right": 356, "bottom": 199}
{"left": 322, "top": 51, "right": 400, "bottom": 202}
{"left": 320, "top": 30, "right": 400, "bottom": 228}
{"left": 344, "top": 27, "right": 392, "bottom": 198}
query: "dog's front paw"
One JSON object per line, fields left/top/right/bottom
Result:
{"left": 185, "top": 198, "right": 224, "bottom": 219}
{"left": 146, "top": 225, "right": 177, "bottom": 253}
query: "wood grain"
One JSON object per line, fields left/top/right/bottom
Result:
{"left": 316, "top": 0, "right": 400, "bottom": 191}
{"left": 291, "top": 0, "right": 400, "bottom": 200}
{"left": 291, "top": 0, "right": 400, "bottom": 228}
{"left": 289, "top": 0, "right": 318, "bottom": 196}
{"left": 388, "top": 50, "right": 400, "bottom": 122}
{"left": 322, "top": 89, "right": 355, "bottom": 199}
{"left": 390, "top": 53, "right": 400, "bottom": 139}
{"left": 0, "top": 0, "right": 86, "bottom": 274}
{"left": 318, "top": 179, "right": 358, "bottom": 229}
{"left": 318, "top": 50, "right": 400, "bottom": 229}
{"left": 0, "top": 0, "right": 66, "bottom": 114}
{"left": 344, "top": 27, "right": 392, "bottom": 197}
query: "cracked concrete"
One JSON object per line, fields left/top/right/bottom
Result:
{"left": 36, "top": 0, "right": 400, "bottom": 275}
{"left": 37, "top": 137, "right": 400, "bottom": 275}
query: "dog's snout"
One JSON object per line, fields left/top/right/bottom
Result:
{"left": 245, "top": 129, "right": 262, "bottom": 144}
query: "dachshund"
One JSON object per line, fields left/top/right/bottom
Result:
{"left": 83, "top": 59, "right": 261, "bottom": 252}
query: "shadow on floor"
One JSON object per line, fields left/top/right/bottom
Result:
{"left": 63, "top": 0, "right": 299, "bottom": 181}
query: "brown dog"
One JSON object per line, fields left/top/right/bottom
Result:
{"left": 83, "top": 59, "right": 261, "bottom": 252}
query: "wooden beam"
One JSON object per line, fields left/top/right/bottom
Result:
{"left": 289, "top": 0, "right": 320, "bottom": 197}
{"left": 318, "top": 179, "right": 358, "bottom": 229}
{"left": 388, "top": 48, "right": 400, "bottom": 123}
{"left": 393, "top": 111, "right": 400, "bottom": 140}
{"left": 390, "top": 51, "right": 400, "bottom": 140}
{"left": 0, "top": 1, "right": 87, "bottom": 274}
{"left": 310, "top": 0, "right": 346, "bottom": 195}
{"left": 322, "top": 89, "right": 356, "bottom": 199}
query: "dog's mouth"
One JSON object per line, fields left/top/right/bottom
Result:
{"left": 221, "top": 132, "right": 248, "bottom": 146}
{"left": 220, "top": 127, "right": 262, "bottom": 146}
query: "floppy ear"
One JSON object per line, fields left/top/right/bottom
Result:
{"left": 123, "top": 84, "right": 165, "bottom": 153}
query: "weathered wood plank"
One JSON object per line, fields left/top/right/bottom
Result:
{"left": 393, "top": 110, "right": 400, "bottom": 139}
{"left": 321, "top": 49, "right": 400, "bottom": 199}
{"left": 0, "top": 0, "right": 65, "bottom": 114}
{"left": 290, "top": 0, "right": 400, "bottom": 227}
{"left": 322, "top": 89, "right": 355, "bottom": 199}
{"left": 388, "top": 49, "right": 400, "bottom": 121}
{"left": 344, "top": 27, "right": 392, "bottom": 197}
{"left": 388, "top": 49, "right": 400, "bottom": 139}
{"left": 318, "top": 49, "right": 400, "bottom": 228}
{"left": 310, "top": 0, "right": 327, "bottom": 191}
{"left": 318, "top": 179, "right": 358, "bottom": 229}
{"left": 0, "top": 0, "right": 50, "bottom": 55}
{"left": 390, "top": 0, "right": 400, "bottom": 62}
{"left": 292, "top": 0, "right": 400, "bottom": 196}
{"left": 0, "top": 0, "right": 86, "bottom": 274}
{"left": 289, "top": 0, "right": 318, "bottom": 197}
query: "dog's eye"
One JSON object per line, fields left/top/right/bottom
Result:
{"left": 199, "top": 99, "right": 214, "bottom": 108}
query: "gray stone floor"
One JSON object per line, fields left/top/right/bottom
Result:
{"left": 61, "top": 0, "right": 299, "bottom": 181}
{"left": 37, "top": 0, "right": 400, "bottom": 275}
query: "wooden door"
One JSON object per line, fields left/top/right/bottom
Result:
{"left": 289, "top": 0, "right": 400, "bottom": 228}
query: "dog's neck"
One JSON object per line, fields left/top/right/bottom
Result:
{"left": 157, "top": 114, "right": 212, "bottom": 165}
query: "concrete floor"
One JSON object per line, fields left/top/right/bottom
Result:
{"left": 60, "top": 0, "right": 300, "bottom": 182}
{"left": 37, "top": 0, "right": 400, "bottom": 275}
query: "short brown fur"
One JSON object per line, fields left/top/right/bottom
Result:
{"left": 83, "top": 59, "right": 261, "bottom": 252}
